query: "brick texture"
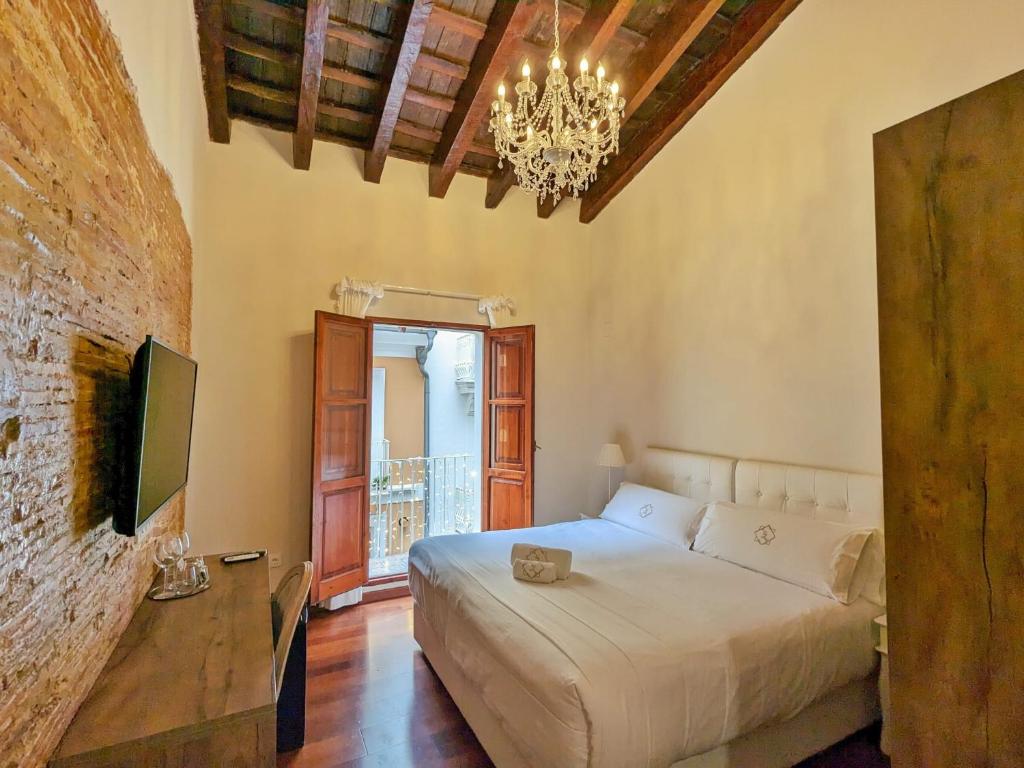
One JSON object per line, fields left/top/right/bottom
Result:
{"left": 0, "top": 2, "right": 192, "bottom": 766}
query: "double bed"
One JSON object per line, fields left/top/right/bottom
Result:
{"left": 409, "top": 449, "right": 885, "bottom": 767}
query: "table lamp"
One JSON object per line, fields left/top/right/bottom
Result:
{"left": 597, "top": 443, "right": 626, "bottom": 501}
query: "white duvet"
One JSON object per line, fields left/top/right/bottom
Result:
{"left": 409, "top": 518, "right": 881, "bottom": 768}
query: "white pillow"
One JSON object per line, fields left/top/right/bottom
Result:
{"left": 599, "top": 482, "right": 705, "bottom": 548}
{"left": 693, "top": 502, "right": 875, "bottom": 604}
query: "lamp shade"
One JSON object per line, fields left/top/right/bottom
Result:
{"left": 597, "top": 443, "right": 626, "bottom": 468}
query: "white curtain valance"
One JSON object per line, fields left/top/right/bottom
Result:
{"left": 478, "top": 295, "right": 517, "bottom": 328}
{"left": 334, "top": 278, "right": 384, "bottom": 318}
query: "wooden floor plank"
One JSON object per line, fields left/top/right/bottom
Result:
{"left": 283, "top": 597, "right": 889, "bottom": 768}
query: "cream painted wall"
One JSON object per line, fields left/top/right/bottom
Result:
{"left": 373, "top": 356, "right": 425, "bottom": 460}
{"left": 95, "top": 0, "right": 204, "bottom": 234}
{"left": 586, "top": 0, "right": 1024, "bottom": 509}
{"left": 187, "top": 122, "right": 595, "bottom": 574}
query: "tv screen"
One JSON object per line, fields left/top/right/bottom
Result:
{"left": 116, "top": 337, "right": 197, "bottom": 536}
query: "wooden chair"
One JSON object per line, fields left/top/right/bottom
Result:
{"left": 271, "top": 562, "right": 312, "bottom": 698}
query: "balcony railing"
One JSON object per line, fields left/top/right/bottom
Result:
{"left": 369, "top": 454, "right": 478, "bottom": 578}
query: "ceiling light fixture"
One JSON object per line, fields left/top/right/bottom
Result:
{"left": 489, "top": 0, "right": 625, "bottom": 205}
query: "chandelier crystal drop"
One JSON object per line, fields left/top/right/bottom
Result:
{"left": 488, "top": 0, "right": 625, "bottom": 205}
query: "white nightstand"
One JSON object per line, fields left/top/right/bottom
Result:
{"left": 875, "top": 614, "right": 891, "bottom": 755}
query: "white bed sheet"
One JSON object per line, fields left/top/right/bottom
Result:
{"left": 409, "top": 518, "right": 882, "bottom": 768}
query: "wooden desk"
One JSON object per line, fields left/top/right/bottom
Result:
{"left": 52, "top": 556, "right": 276, "bottom": 767}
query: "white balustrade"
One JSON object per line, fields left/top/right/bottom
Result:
{"left": 368, "top": 454, "right": 478, "bottom": 578}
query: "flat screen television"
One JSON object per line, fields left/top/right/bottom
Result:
{"left": 115, "top": 336, "right": 198, "bottom": 536}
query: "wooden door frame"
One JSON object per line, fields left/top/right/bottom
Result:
{"left": 365, "top": 316, "right": 490, "bottom": 333}
{"left": 364, "top": 315, "right": 491, "bottom": 590}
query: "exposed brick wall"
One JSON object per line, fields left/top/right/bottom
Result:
{"left": 0, "top": 2, "right": 192, "bottom": 766}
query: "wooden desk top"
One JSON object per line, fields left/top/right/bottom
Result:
{"left": 54, "top": 556, "right": 276, "bottom": 764}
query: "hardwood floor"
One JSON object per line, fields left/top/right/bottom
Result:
{"left": 280, "top": 597, "right": 890, "bottom": 768}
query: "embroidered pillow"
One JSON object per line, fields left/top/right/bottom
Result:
{"left": 599, "top": 482, "right": 706, "bottom": 548}
{"left": 692, "top": 502, "right": 875, "bottom": 604}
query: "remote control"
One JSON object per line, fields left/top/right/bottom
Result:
{"left": 221, "top": 551, "right": 265, "bottom": 564}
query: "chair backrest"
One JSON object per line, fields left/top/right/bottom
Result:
{"left": 271, "top": 561, "right": 313, "bottom": 700}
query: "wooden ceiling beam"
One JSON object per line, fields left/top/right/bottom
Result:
{"left": 429, "top": 0, "right": 541, "bottom": 198}
{"left": 194, "top": 0, "right": 231, "bottom": 142}
{"left": 231, "top": 1, "right": 390, "bottom": 51}
{"left": 232, "top": 108, "right": 494, "bottom": 178}
{"left": 428, "top": 5, "right": 488, "bottom": 40}
{"left": 622, "top": 0, "right": 728, "bottom": 122}
{"left": 230, "top": 0, "right": 516, "bottom": 87}
{"left": 322, "top": 63, "right": 379, "bottom": 91}
{"left": 406, "top": 87, "right": 456, "bottom": 112}
{"left": 232, "top": 109, "right": 493, "bottom": 174}
{"left": 228, "top": 73, "right": 295, "bottom": 105}
{"left": 365, "top": 0, "right": 434, "bottom": 182}
{"left": 229, "top": 74, "right": 492, "bottom": 156}
{"left": 325, "top": 20, "right": 390, "bottom": 53}
{"left": 231, "top": 0, "right": 300, "bottom": 23}
{"left": 571, "top": 0, "right": 638, "bottom": 61}
{"left": 580, "top": 0, "right": 803, "bottom": 223}
{"left": 486, "top": 0, "right": 638, "bottom": 211}
{"left": 418, "top": 51, "right": 470, "bottom": 80}
{"left": 294, "top": 0, "right": 329, "bottom": 169}
{"left": 223, "top": 30, "right": 299, "bottom": 66}
{"left": 558, "top": 1, "right": 647, "bottom": 51}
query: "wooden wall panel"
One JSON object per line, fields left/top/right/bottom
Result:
{"left": 325, "top": 325, "right": 368, "bottom": 398}
{"left": 492, "top": 405, "right": 525, "bottom": 466}
{"left": 321, "top": 486, "right": 366, "bottom": 582}
{"left": 487, "top": 475, "right": 526, "bottom": 532}
{"left": 490, "top": 336, "right": 526, "bottom": 399}
{"left": 874, "top": 68, "right": 1024, "bottom": 768}
{"left": 322, "top": 404, "right": 366, "bottom": 480}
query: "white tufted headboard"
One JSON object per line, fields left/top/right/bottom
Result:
{"left": 639, "top": 448, "right": 737, "bottom": 504}
{"left": 735, "top": 459, "right": 885, "bottom": 604}
{"left": 733, "top": 459, "right": 883, "bottom": 530}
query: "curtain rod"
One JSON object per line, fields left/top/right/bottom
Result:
{"left": 381, "top": 283, "right": 481, "bottom": 302}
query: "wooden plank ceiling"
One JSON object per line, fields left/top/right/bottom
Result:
{"left": 194, "top": 0, "right": 800, "bottom": 222}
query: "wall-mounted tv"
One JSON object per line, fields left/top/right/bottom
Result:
{"left": 115, "top": 336, "right": 197, "bottom": 536}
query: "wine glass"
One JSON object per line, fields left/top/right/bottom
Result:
{"left": 153, "top": 533, "right": 184, "bottom": 596}
{"left": 175, "top": 532, "right": 191, "bottom": 593}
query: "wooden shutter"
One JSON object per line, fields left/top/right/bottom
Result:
{"left": 482, "top": 326, "right": 535, "bottom": 531}
{"left": 310, "top": 311, "right": 371, "bottom": 603}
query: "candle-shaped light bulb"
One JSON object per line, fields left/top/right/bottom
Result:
{"left": 497, "top": 82, "right": 506, "bottom": 100}
{"left": 590, "top": 118, "right": 597, "bottom": 129}
{"left": 579, "top": 57, "right": 589, "bottom": 73}
{"left": 526, "top": 125, "right": 534, "bottom": 140}
{"left": 596, "top": 64, "right": 606, "bottom": 80}
{"left": 610, "top": 81, "right": 619, "bottom": 95}
{"left": 522, "top": 62, "right": 531, "bottom": 79}
{"left": 551, "top": 55, "right": 561, "bottom": 71}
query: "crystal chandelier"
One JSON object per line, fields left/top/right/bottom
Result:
{"left": 489, "top": 0, "right": 625, "bottom": 205}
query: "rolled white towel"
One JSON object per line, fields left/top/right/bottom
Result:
{"left": 513, "top": 558, "right": 557, "bottom": 584}
{"left": 510, "top": 543, "right": 572, "bottom": 580}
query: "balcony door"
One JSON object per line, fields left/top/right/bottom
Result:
{"left": 482, "top": 326, "right": 535, "bottom": 531}
{"left": 310, "top": 311, "right": 371, "bottom": 604}
{"left": 311, "top": 314, "right": 535, "bottom": 603}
